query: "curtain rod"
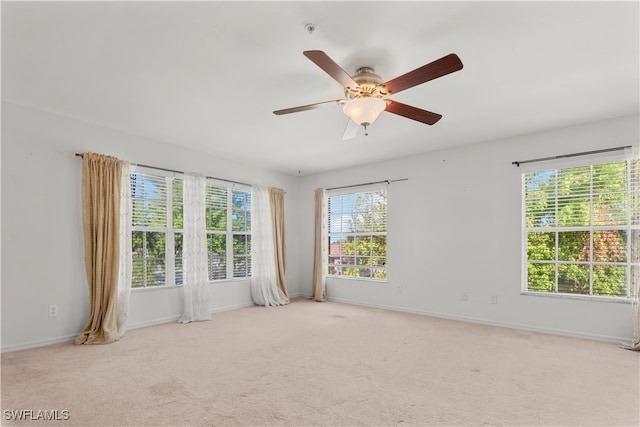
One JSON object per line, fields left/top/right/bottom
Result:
{"left": 74, "top": 153, "right": 251, "bottom": 187}
{"left": 327, "top": 178, "right": 408, "bottom": 191}
{"left": 512, "top": 145, "right": 633, "bottom": 167}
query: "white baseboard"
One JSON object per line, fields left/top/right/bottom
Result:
{"left": 326, "top": 296, "right": 630, "bottom": 345}
{"left": 122, "top": 301, "right": 257, "bottom": 331}
{"left": 290, "top": 292, "right": 312, "bottom": 299}
{"left": 5, "top": 296, "right": 626, "bottom": 353}
{"left": 125, "top": 315, "right": 182, "bottom": 331}
{"left": 211, "top": 301, "right": 256, "bottom": 314}
{"left": 1, "top": 301, "right": 258, "bottom": 353}
{"left": 1, "top": 334, "right": 79, "bottom": 353}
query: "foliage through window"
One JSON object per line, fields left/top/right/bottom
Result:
{"left": 131, "top": 169, "right": 251, "bottom": 288}
{"left": 328, "top": 187, "right": 387, "bottom": 280}
{"left": 523, "top": 159, "right": 639, "bottom": 298}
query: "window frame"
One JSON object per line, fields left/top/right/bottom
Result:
{"left": 520, "top": 157, "right": 639, "bottom": 301}
{"left": 326, "top": 184, "right": 388, "bottom": 282}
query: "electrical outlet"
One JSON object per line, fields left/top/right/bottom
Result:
{"left": 491, "top": 295, "right": 498, "bottom": 304}
{"left": 48, "top": 305, "right": 58, "bottom": 317}
{"left": 396, "top": 285, "right": 402, "bottom": 294}
{"left": 461, "top": 292, "right": 468, "bottom": 301}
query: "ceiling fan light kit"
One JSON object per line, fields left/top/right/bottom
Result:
{"left": 343, "top": 97, "right": 386, "bottom": 128}
{"left": 273, "top": 50, "right": 463, "bottom": 139}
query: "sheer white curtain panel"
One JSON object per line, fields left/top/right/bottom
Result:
{"left": 623, "top": 159, "right": 640, "bottom": 350}
{"left": 179, "top": 174, "right": 211, "bottom": 323}
{"left": 117, "top": 162, "right": 132, "bottom": 338}
{"left": 251, "top": 186, "right": 289, "bottom": 306}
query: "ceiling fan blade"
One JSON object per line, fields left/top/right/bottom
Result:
{"left": 384, "top": 53, "right": 463, "bottom": 95}
{"left": 273, "top": 99, "right": 344, "bottom": 115}
{"left": 385, "top": 100, "right": 442, "bottom": 125}
{"left": 342, "top": 118, "right": 360, "bottom": 140}
{"left": 303, "top": 50, "right": 359, "bottom": 89}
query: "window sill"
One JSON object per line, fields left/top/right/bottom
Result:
{"left": 521, "top": 291, "right": 632, "bottom": 304}
{"left": 212, "top": 278, "right": 251, "bottom": 284}
{"left": 327, "top": 276, "right": 388, "bottom": 284}
{"left": 131, "top": 285, "right": 182, "bottom": 293}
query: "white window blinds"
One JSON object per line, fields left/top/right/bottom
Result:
{"left": 132, "top": 173, "right": 167, "bottom": 228}
{"left": 523, "top": 159, "right": 639, "bottom": 298}
{"left": 327, "top": 186, "right": 387, "bottom": 280}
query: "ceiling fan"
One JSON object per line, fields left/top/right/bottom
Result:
{"left": 273, "top": 50, "right": 463, "bottom": 139}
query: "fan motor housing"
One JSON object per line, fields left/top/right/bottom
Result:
{"left": 345, "top": 67, "right": 388, "bottom": 100}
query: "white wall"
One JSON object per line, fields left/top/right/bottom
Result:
{"left": 1, "top": 102, "right": 302, "bottom": 352}
{"left": 299, "top": 115, "right": 639, "bottom": 343}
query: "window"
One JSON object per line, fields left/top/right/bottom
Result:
{"left": 327, "top": 187, "right": 387, "bottom": 280}
{"left": 523, "top": 159, "right": 639, "bottom": 298}
{"left": 130, "top": 169, "right": 251, "bottom": 288}
{"left": 131, "top": 172, "right": 182, "bottom": 288}
{"left": 205, "top": 183, "right": 252, "bottom": 281}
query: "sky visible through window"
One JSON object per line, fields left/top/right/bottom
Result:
{"left": 330, "top": 193, "right": 356, "bottom": 233}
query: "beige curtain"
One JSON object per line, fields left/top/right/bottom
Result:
{"left": 311, "top": 188, "right": 327, "bottom": 301}
{"left": 269, "top": 188, "right": 289, "bottom": 298}
{"left": 75, "top": 152, "right": 122, "bottom": 345}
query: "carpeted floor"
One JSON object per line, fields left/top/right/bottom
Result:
{"left": 2, "top": 298, "right": 639, "bottom": 426}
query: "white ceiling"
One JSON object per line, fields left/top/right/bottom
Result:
{"left": 2, "top": 1, "right": 638, "bottom": 176}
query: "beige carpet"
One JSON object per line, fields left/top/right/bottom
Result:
{"left": 2, "top": 298, "right": 639, "bottom": 426}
